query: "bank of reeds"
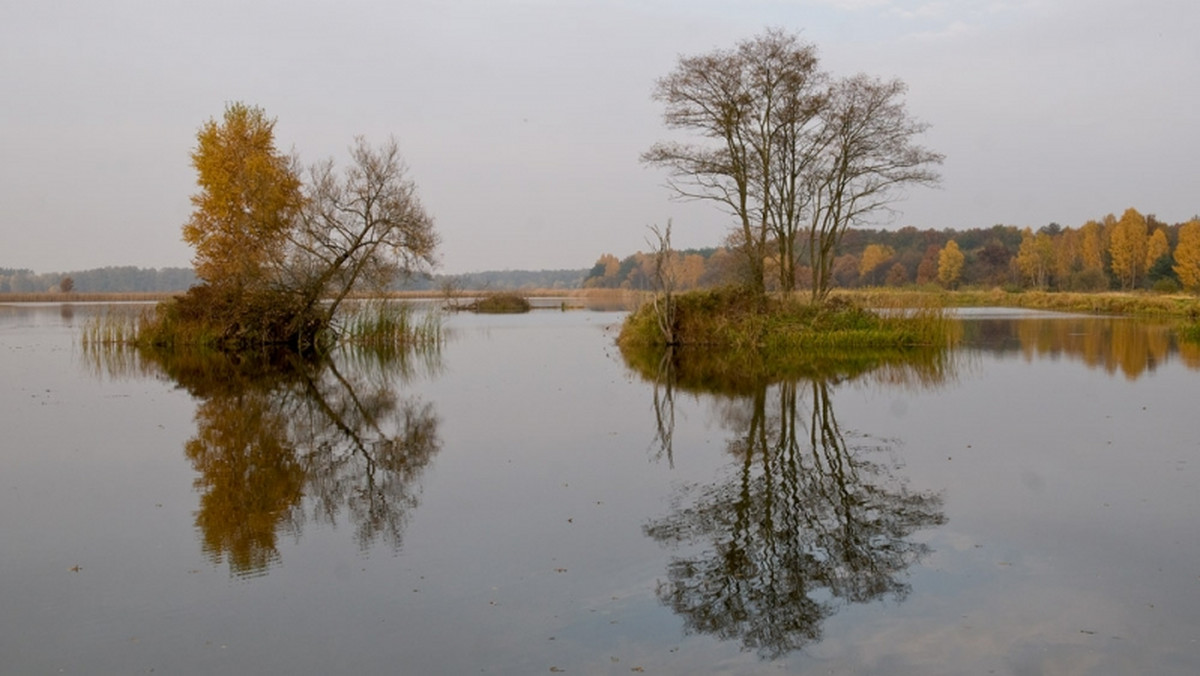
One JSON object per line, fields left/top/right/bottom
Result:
{"left": 619, "top": 286, "right": 957, "bottom": 353}
{"left": 838, "top": 287, "right": 1200, "bottom": 318}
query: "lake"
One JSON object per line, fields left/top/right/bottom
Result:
{"left": 2, "top": 302, "right": 1198, "bottom": 675}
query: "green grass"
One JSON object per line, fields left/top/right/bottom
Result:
{"left": 618, "top": 286, "right": 957, "bottom": 353}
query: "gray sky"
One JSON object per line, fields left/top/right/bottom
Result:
{"left": 2, "top": 0, "right": 1197, "bottom": 275}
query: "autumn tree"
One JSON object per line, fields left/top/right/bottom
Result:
{"left": 915, "top": 244, "right": 940, "bottom": 285}
{"left": 1145, "top": 228, "right": 1170, "bottom": 273}
{"left": 858, "top": 243, "right": 895, "bottom": 285}
{"left": 1174, "top": 219, "right": 1200, "bottom": 292}
{"left": 183, "top": 103, "right": 304, "bottom": 293}
{"left": 884, "top": 262, "right": 909, "bottom": 286}
{"left": 1108, "top": 208, "right": 1148, "bottom": 290}
{"left": 936, "top": 240, "right": 963, "bottom": 288}
{"left": 1015, "top": 227, "right": 1055, "bottom": 289}
{"left": 164, "top": 105, "right": 438, "bottom": 350}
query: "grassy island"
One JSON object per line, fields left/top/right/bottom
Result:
{"left": 617, "top": 287, "right": 956, "bottom": 354}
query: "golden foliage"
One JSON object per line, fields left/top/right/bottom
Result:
{"left": 1173, "top": 220, "right": 1200, "bottom": 291}
{"left": 182, "top": 102, "right": 303, "bottom": 290}
{"left": 1108, "top": 208, "right": 1149, "bottom": 290}
{"left": 936, "top": 240, "right": 964, "bottom": 287}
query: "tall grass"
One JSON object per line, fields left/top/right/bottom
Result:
{"left": 80, "top": 309, "right": 147, "bottom": 346}
{"left": 339, "top": 301, "right": 442, "bottom": 349}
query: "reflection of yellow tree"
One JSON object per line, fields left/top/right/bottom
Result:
{"left": 643, "top": 375, "right": 945, "bottom": 658}
{"left": 140, "top": 347, "right": 442, "bottom": 576}
{"left": 187, "top": 394, "right": 305, "bottom": 573}
{"left": 1005, "top": 317, "right": 1180, "bottom": 379}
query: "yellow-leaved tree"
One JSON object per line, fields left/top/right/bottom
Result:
{"left": 182, "top": 102, "right": 303, "bottom": 292}
{"left": 858, "top": 244, "right": 896, "bottom": 285}
{"left": 937, "top": 240, "right": 964, "bottom": 288}
{"left": 1145, "top": 228, "right": 1169, "bottom": 271}
{"left": 1108, "top": 208, "right": 1148, "bottom": 290}
{"left": 1015, "top": 227, "right": 1055, "bottom": 289}
{"left": 1174, "top": 219, "right": 1200, "bottom": 292}
{"left": 153, "top": 103, "right": 439, "bottom": 350}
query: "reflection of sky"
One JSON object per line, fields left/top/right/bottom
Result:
{"left": 832, "top": 344, "right": 1200, "bottom": 674}
{"left": 3, "top": 305, "right": 1199, "bottom": 673}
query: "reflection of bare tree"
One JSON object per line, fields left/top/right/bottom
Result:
{"left": 644, "top": 378, "right": 944, "bottom": 658}
{"left": 651, "top": 349, "right": 677, "bottom": 467}
{"left": 146, "top": 346, "right": 441, "bottom": 576}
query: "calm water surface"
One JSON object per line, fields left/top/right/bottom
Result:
{"left": 1, "top": 303, "right": 1198, "bottom": 674}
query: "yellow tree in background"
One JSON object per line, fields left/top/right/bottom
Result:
{"left": 1174, "top": 219, "right": 1200, "bottom": 291}
{"left": 1108, "top": 208, "right": 1148, "bottom": 289}
{"left": 182, "top": 103, "right": 304, "bottom": 291}
{"left": 1145, "top": 228, "right": 1169, "bottom": 271}
{"left": 1054, "top": 227, "right": 1081, "bottom": 283}
{"left": 1079, "top": 220, "right": 1106, "bottom": 273}
{"left": 937, "top": 240, "right": 964, "bottom": 288}
{"left": 858, "top": 244, "right": 895, "bottom": 283}
{"left": 1015, "top": 227, "right": 1055, "bottom": 288}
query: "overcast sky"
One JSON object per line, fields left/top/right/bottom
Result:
{"left": 2, "top": 0, "right": 1197, "bottom": 274}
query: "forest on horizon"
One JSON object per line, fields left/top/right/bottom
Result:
{"left": 5, "top": 208, "right": 1199, "bottom": 295}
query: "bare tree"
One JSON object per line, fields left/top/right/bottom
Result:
{"left": 286, "top": 137, "right": 439, "bottom": 331}
{"left": 643, "top": 29, "right": 823, "bottom": 295}
{"left": 805, "top": 75, "right": 942, "bottom": 300}
{"left": 644, "top": 30, "right": 941, "bottom": 299}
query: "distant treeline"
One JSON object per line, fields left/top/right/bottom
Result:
{"left": 0, "top": 266, "right": 197, "bottom": 294}
{"left": 0, "top": 265, "right": 589, "bottom": 294}
{"left": 396, "top": 268, "right": 588, "bottom": 291}
{"left": 584, "top": 209, "right": 1200, "bottom": 293}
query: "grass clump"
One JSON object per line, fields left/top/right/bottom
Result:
{"left": 618, "top": 286, "right": 955, "bottom": 353}
{"left": 464, "top": 292, "right": 531, "bottom": 314}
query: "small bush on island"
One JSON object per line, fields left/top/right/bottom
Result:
{"left": 618, "top": 286, "right": 955, "bottom": 353}
{"left": 463, "top": 292, "right": 531, "bottom": 314}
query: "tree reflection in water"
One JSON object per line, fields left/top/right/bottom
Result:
{"left": 146, "top": 346, "right": 441, "bottom": 576}
{"left": 637, "top": 347, "right": 948, "bottom": 658}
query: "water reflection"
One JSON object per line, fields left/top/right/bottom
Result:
{"left": 964, "top": 315, "right": 1200, "bottom": 379}
{"left": 631, "top": 347, "right": 949, "bottom": 658}
{"left": 90, "top": 344, "right": 441, "bottom": 576}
